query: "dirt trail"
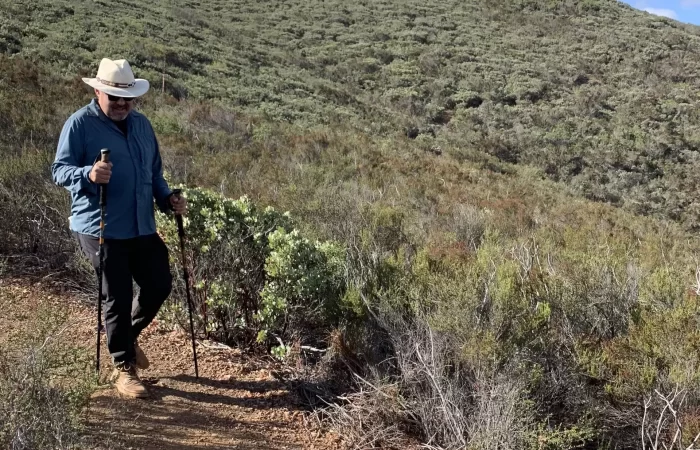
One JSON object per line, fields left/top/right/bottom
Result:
{"left": 0, "top": 279, "right": 341, "bottom": 450}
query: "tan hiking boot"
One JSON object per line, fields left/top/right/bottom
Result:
{"left": 134, "top": 342, "right": 150, "bottom": 370}
{"left": 113, "top": 363, "right": 149, "bottom": 399}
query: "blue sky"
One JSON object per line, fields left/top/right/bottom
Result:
{"left": 620, "top": 0, "right": 700, "bottom": 24}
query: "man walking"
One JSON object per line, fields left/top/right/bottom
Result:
{"left": 52, "top": 58, "right": 186, "bottom": 399}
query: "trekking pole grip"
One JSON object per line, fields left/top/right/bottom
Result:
{"left": 99, "top": 148, "right": 110, "bottom": 207}
{"left": 172, "top": 189, "right": 185, "bottom": 235}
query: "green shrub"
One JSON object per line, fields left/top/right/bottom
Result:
{"left": 259, "top": 228, "right": 346, "bottom": 346}
{"left": 156, "top": 186, "right": 347, "bottom": 352}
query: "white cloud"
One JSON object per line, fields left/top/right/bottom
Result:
{"left": 643, "top": 7, "right": 679, "bottom": 18}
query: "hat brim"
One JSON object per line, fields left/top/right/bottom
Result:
{"left": 82, "top": 78, "right": 150, "bottom": 98}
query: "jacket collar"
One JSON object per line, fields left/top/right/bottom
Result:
{"left": 87, "top": 98, "right": 107, "bottom": 121}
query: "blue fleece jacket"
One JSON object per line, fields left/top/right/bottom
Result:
{"left": 51, "top": 99, "right": 172, "bottom": 239}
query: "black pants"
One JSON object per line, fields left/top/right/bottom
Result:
{"left": 75, "top": 232, "right": 172, "bottom": 364}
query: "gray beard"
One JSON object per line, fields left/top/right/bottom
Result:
{"left": 108, "top": 111, "right": 130, "bottom": 121}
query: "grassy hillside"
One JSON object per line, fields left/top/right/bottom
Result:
{"left": 4, "top": 0, "right": 700, "bottom": 448}
{"left": 4, "top": 0, "right": 700, "bottom": 228}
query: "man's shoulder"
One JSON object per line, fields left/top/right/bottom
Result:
{"left": 64, "top": 102, "right": 98, "bottom": 127}
{"left": 129, "top": 110, "right": 155, "bottom": 132}
{"left": 129, "top": 109, "right": 149, "bottom": 122}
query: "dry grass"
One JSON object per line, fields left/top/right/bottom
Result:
{"left": 317, "top": 311, "right": 534, "bottom": 450}
{"left": 642, "top": 388, "right": 700, "bottom": 450}
{"left": 315, "top": 375, "right": 410, "bottom": 449}
{"left": 389, "top": 316, "right": 533, "bottom": 450}
{"left": 0, "top": 305, "right": 94, "bottom": 450}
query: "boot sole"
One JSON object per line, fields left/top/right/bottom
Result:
{"left": 116, "top": 387, "right": 150, "bottom": 399}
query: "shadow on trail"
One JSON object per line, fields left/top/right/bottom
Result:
{"left": 86, "top": 382, "right": 304, "bottom": 450}
{"left": 142, "top": 374, "right": 301, "bottom": 411}
{"left": 170, "top": 373, "right": 290, "bottom": 393}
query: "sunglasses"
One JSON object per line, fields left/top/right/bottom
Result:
{"left": 107, "top": 94, "right": 135, "bottom": 102}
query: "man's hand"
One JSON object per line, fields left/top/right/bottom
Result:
{"left": 170, "top": 193, "right": 187, "bottom": 215}
{"left": 90, "top": 162, "right": 112, "bottom": 184}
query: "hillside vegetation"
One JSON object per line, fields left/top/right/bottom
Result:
{"left": 4, "top": 0, "right": 700, "bottom": 227}
{"left": 3, "top": 0, "right": 700, "bottom": 448}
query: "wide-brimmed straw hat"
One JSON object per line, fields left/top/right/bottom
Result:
{"left": 82, "top": 58, "right": 150, "bottom": 98}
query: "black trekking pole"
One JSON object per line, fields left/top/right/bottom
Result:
{"left": 172, "top": 189, "right": 199, "bottom": 379}
{"left": 96, "top": 148, "right": 110, "bottom": 377}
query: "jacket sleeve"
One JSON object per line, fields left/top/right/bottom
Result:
{"left": 51, "top": 117, "right": 97, "bottom": 196}
{"left": 150, "top": 124, "right": 173, "bottom": 213}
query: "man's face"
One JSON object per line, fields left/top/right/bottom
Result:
{"left": 95, "top": 89, "right": 134, "bottom": 121}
